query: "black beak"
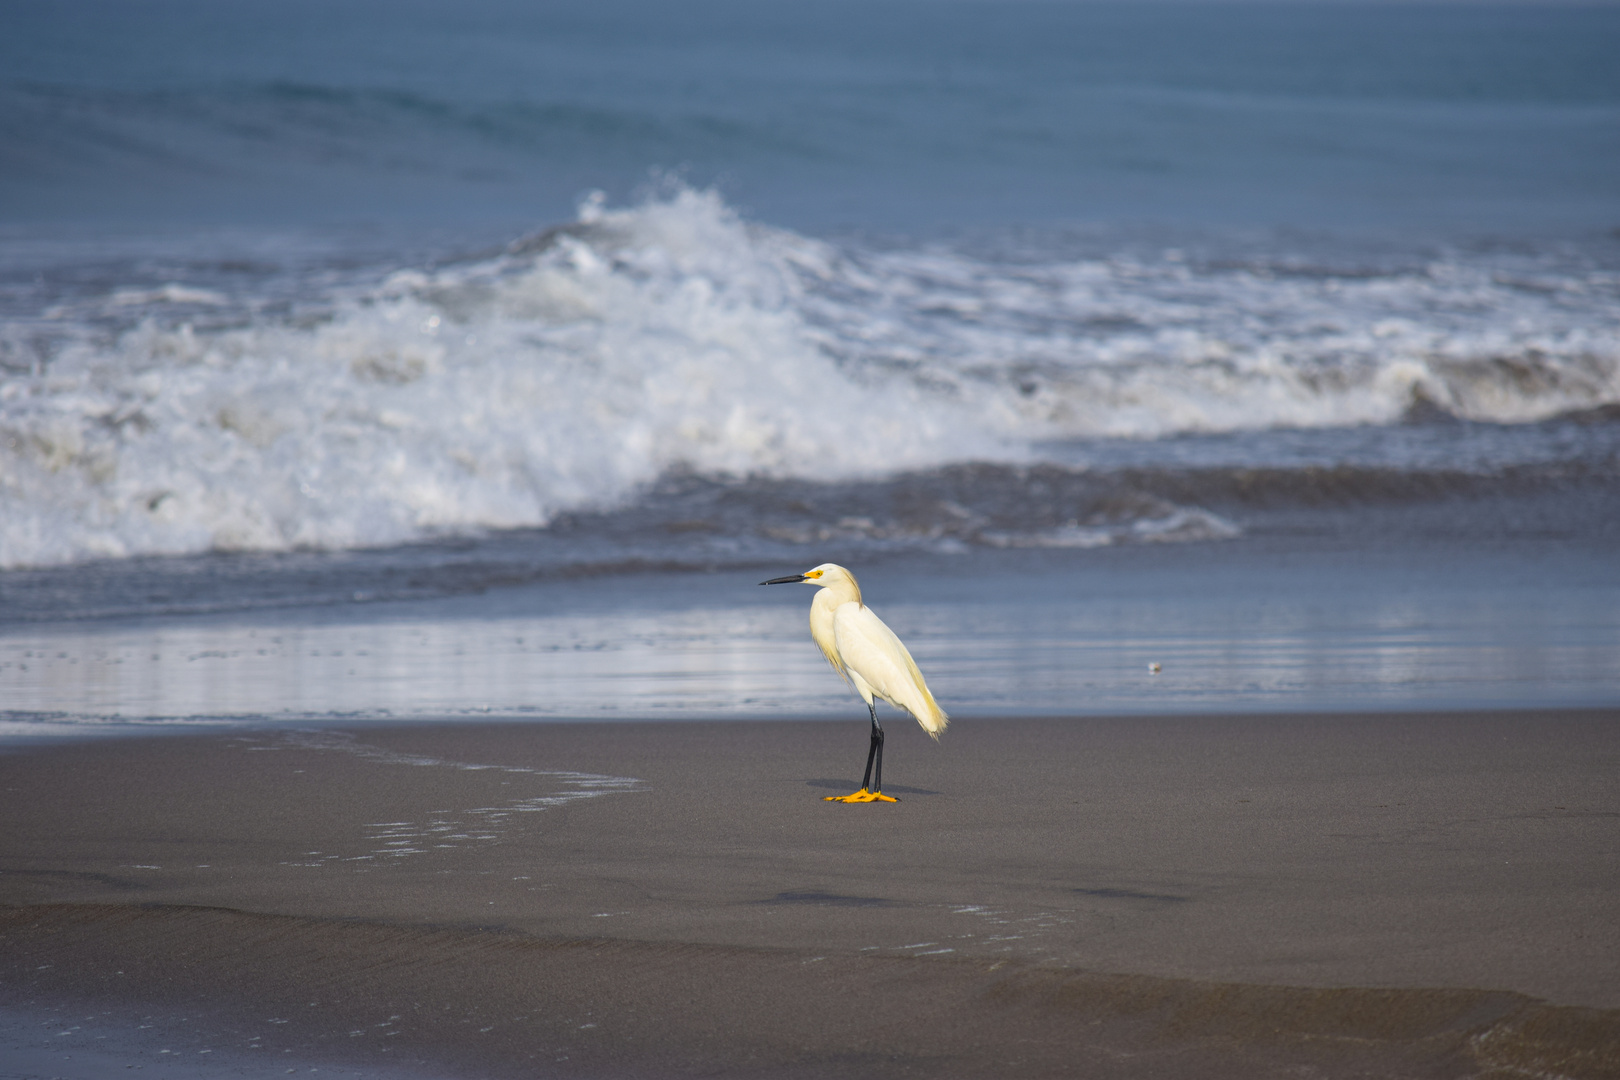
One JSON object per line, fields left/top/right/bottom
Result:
{"left": 760, "top": 574, "right": 806, "bottom": 586}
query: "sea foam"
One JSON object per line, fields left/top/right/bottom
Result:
{"left": 0, "top": 191, "right": 995, "bottom": 568}
{"left": 1, "top": 188, "right": 1616, "bottom": 569}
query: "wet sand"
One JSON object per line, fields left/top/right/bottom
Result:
{"left": 1, "top": 712, "right": 1617, "bottom": 1078}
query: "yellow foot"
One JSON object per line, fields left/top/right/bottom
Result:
{"left": 822, "top": 788, "right": 900, "bottom": 803}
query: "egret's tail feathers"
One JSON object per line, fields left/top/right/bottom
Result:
{"left": 917, "top": 697, "right": 949, "bottom": 741}
{"left": 895, "top": 643, "right": 947, "bottom": 739}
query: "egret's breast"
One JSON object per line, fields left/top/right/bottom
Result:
{"left": 808, "top": 590, "right": 847, "bottom": 677}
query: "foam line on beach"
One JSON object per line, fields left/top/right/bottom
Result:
{"left": 261, "top": 729, "right": 646, "bottom": 867}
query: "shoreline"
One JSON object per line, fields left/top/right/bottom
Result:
{"left": 6, "top": 530, "right": 1619, "bottom": 723}
{"left": 2, "top": 712, "right": 1617, "bottom": 1077}
{"left": 4, "top": 701, "right": 1619, "bottom": 747}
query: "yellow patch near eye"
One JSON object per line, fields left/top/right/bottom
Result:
{"left": 805, "top": 570, "right": 823, "bottom": 579}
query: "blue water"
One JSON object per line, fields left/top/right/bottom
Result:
{"left": 5, "top": 0, "right": 1618, "bottom": 229}
{"left": 1, "top": 0, "right": 1617, "bottom": 734}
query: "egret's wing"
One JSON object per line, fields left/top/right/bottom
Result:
{"left": 832, "top": 603, "right": 948, "bottom": 738}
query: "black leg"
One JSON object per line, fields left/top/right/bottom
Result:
{"left": 859, "top": 718, "right": 879, "bottom": 792}
{"left": 870, "top": 704, "right": 885, "bottom": 794}
{"left": 824, "top": 703, "right": 897, "bottom": 803}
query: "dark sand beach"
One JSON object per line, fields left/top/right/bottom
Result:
{"left": 2, "top": 712, "right": 1618, "bottom": 1078}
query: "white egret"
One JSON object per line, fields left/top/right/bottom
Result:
{"left": 760, "top": 564, "right": 947, "bottom": 803}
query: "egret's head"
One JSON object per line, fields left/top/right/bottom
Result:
{"left": 758, "top": 563, "right": 853, "bottom": 590}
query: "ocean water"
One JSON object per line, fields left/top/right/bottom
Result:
{"left": 1, "top": 0, "right": 1618, "bottom": 735}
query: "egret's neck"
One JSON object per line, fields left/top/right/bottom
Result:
{"left": 814, "top": 573, "right": 861, "bottom": 608}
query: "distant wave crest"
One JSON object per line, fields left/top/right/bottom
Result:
{"left": 0, "top": 80, "right": 800, "bottom": 184}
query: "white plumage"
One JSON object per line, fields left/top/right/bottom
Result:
{"left": 762, "top": 562, "right": 946, "bottom": 802}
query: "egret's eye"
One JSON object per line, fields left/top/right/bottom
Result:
{"left": 805, "top": 570, "right": 823, "bottom": 579}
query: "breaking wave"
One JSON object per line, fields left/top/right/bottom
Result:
{"left": 1, "top": 187, "right": 1618, "bottom": 569}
